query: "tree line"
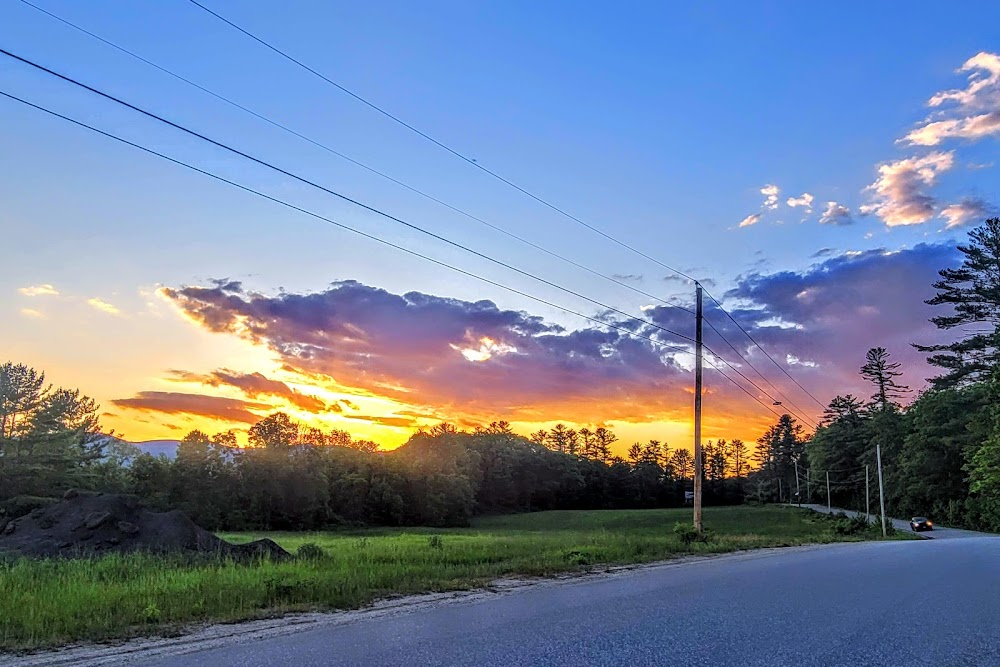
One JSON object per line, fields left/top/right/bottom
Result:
{"left": 5, "top": 218, "right": 1000, "bottom": 531}
{"left": 753, "top": 218, "right": 1000, "bottom": 532}
{"left": 0, "top": 366, "right": 759, "bottom": 529}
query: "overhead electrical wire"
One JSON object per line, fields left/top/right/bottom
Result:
{"left": 20, "top": 0, "right": 818, "bottom": 421}
{"left": 182, "top": 0, "right": 826, "bottom": 414}
{"left": 0, "top": 46, "right": 817, "bottom": 425}
{"left": 0, "top": 86, "right": 784, "bottom": 421}
{"left": 17, "top": 0, "right": 701, "bottom": 323}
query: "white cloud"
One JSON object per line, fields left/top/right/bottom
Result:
{"left": 819, "top": 201, "right": 853, "bottom": 226}
{"left": 760, "top": 184, "right": 780, "bottom": 210}
{"left": 902, "top": 52, "right": 1000, "bottom": 146}
{"left": 87, "top": 298, "right": 123, "bottom": 317}
{"left": 20, "top": 308, "right": 45, "bottom": 319}
{"left": 738, "top": 213, "right": 762, "bottom": 228}
{"left": 786, "top": 193, "right": 814, "bottom": 211}
{"left": 18, "top": 284, "right": 59, "bottom": 297}
{"left": 862, "top": 152, "right": 955, "bottom": 226}
{"left": 940, "top": 197, "right": 994, "bottom": 228}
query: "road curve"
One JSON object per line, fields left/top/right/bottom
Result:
{"left": 133, "top": 534, "right": 1000, "bottom": 667}
{"left": 798, "top": 503, "right": 985, "bottom": 539}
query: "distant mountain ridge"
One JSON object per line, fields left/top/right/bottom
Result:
{"left": 132, "top": 440, "right": 181, "bottom": 459}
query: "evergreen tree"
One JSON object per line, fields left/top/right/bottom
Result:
{"left": 916, "top": 218, "right": 1000, "bottom": 388}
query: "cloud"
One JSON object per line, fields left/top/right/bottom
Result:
{"left": 612, "top": 274, "right": 643, "bottom": 282}
{"left": 87, "top": 297, "right": 123, "bottom": 316}
{"left": 861, "top": 152, "right": 955, "bottom": 226}
{"left": 159, "top": 280, "right": 715, "bottom": 424}
{"left": 112, "top": 392, "right": 269, "bottom": 423}
{"left": 786, "top": 193, "right": 814, "bottom": 212}
{"left": 724, "top": 243, "right": 961, "bottom": 398}
{"left": 20, "top": 308, "right": 45, "bottom": 319}
{"left": 19, "top": 284, "right": 59, "bottom": 297}
{"left": 810, "top": 248, "right": 835, "bottom": 258}
{"left": 902, "top": 52, "right": 1000, "bottom": 147}
{"left": 760, "top": 184, "right": 780, "bottom": 210}
{"left": 344, "top": 414, "right": 418, "bottom": 428}
{"left": 819, "top": 201, "right": 853, "bottom": 226}
{"left": 940, "top": 197, "right": 995, "bottom": 228}
{"left": 168, "top": 369, "right": 331, "bottom": 412}
{"left": 738, "top": 213, "right": 762, "bottom": 228}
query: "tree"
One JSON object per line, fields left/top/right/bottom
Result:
{"left": 670, "top": 449, "right": 693, "bottom": 480}
{"left": 730, "top": 439, "right": 750, "bottom": 478}
{"left": 860, "top": 347, "right": 910, "bottom": 410}
{"left": 0, "top": 362, "right": 107, "bottom": 499}
{"left": 545, "top": 424, "right": 578, "bottom": 455}
{"left": 593, "top": 427, "right": 617, "bottom": 463}
{"left": 916, "top": 218, "right": 1000, "bottom": 388}
{"left": 248, "top": 412, "right": 298, "bottom": 448}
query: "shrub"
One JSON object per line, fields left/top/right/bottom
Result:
{"left": 296, "top": 542, "right": 328, "bottom": 561}
{"left": 427, "top": 535, "right": 444, "bottom": 550}
{"left": 673, "top": 521, "right": 711, "bottom": 545}
{"left": 143, "top": 603, "right": 161, "bottom": 623}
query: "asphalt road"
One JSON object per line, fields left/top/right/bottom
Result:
{"left": 799, "top": 503, "right": 984, "bottom": 539}
{"left": 138, "top": 532, "right": 1000, "bottom": 667}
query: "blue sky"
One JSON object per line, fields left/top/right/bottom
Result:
{"left": 1, "top": 1, "right": 997, "bottom": 446}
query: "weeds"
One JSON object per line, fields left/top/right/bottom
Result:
{"left": 0, "top": 506, "right": 886, "bottom": 651}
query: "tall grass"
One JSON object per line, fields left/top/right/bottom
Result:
{"left": 0, "top": 506, "right": 878, "bottom": 651}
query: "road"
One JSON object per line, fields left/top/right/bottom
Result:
{"left": 799, "top": 503, "right": 984, "bottom": 539}
{"left": 131, "top": 531, "right": 1000, "bottom": 667}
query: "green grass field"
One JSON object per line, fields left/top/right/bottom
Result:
{"left": 0, "top": 506, "right": 893, "bottom": 651}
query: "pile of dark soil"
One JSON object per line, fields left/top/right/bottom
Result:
{"left": 0, "top": 490, "right": 289, "bottom": 561}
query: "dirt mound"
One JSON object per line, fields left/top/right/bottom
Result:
{"left": 0, "top": 490, "right": 289, "bottom": 561}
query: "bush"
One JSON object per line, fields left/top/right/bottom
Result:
{"left": 296, "top": 542, "right": 328, "bottom": 561}
{"left": 0, "top": 496, "right": 57, "bottom": 519}
{"left": 673, "top": 521, "right": 711, "bottom": 545}
{"left": 427, "top": 535, "right": 444, "bottom": 550}
{"left": 831, "top": 514, "right": 871, "bottom": 536}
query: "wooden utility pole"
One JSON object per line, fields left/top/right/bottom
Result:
{"left": 866, "top": 465, "right": 871, "bottom": 524}
{"left": 876, "top": 444, "right": 887, "bottom": 537}
{"left": 693, "top": 283, "right": 704, "bottom": 532}
{"left": 794, "top": 460, "right": 801, "bottom": 507}
{"left": 826, "top": 471, "right": 831, "bottom": 513}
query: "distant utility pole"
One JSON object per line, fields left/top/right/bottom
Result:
{"left": 866, "top": 465, "right": 871, "bottom": 524}
{"left": 693, "top": 283, "right": 704, "bottom": 533}
{"left": 876, "top": 444, "right": 887, "bottom": 537}
{"left": 794, "top": 460, "right": 801, "bottom": 507}
{"left": 826, "top": 471, "right": 831, "bottom": 513}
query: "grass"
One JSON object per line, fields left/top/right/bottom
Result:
{"left": 0, "top": 506, "right": 896, "bottom": 652}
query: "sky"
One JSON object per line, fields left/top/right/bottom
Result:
{"left": 1, "top": 1, "right": 998, "bottom": 452}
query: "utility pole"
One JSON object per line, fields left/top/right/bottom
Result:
{"left": 876, "top": 444, "right": 887, "bottom": 537}
{"left": 692, "top": 283, "right": 704, "bottom": 532}
{"left": 794, "top": 460, "right": 801, "bottom": 507}
{"left": 806, "top": 470, "right": 810, "bottom": 503}
{"left": 866, "top": 465, "right": 871, "bottom": 524}
{"left": 826, "top": 471, "right": 831, "bottom": 513}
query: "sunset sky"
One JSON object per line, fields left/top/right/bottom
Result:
{"left": 2, "top": 1, "right": 998, "bottom": 453}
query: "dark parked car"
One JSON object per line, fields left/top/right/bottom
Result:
{"left": 910, "top": 517, "right": 933, "bottom": 532}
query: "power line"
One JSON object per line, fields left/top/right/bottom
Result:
{"left": 184, "top": 0, "right": 699, "bottom": 284}
{"left": 18, "top": 0, "right": 699, "bottom": 325}
{"left": 702, "top": 317, "right": 814, "bottom": 424}
{"left": 1, "top": 47, "right": 811, "bottom": 425}
{"left": 0, "top": 86, "right": 782, "bottom": 421}
{"left": 4, "top": 46, "right": 819, "bottom": 427}
{"left": 702, "top": 288, "right": 827, "bottom": 410}
{"left": 183, "top": 0, "right": 824, "bottom": 415}
{"left": 0, "top": 46, "right": 704, "bottom": 348}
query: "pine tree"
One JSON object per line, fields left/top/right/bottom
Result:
{"left": 916, "top": 218, "right": 1000, "bottom": 388}
{"left": 860, "top": 347, "right": 910, "bottom": 410}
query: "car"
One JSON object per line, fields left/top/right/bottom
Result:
{"left": 910, "top": 517, "right": 933, "bottom": 531}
